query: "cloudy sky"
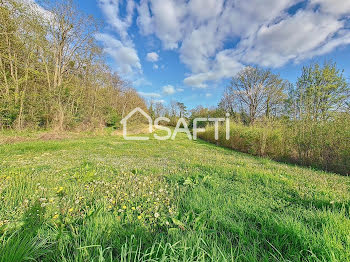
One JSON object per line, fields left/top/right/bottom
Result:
{"left": 74, "top": 0, "right": 350, "bottom": 108}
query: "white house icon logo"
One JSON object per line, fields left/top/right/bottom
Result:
{"left": 120, "top": 107, "right": 153, "bottom": 140}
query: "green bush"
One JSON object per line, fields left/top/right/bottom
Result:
{"left": 199, "top": 115, "right": 350, "bottom": 175}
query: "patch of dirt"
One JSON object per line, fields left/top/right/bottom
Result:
{"left": 0, "top": 136, "right": 29, "bottom": 145}
{"left": 38, "top": 132, "right": 71, "bottom": 141}
{"left": 113, "top": 124, "right": 154, "bottom": 136}
{"left": 0, "top": 132, "right": 75, "bottom": 145}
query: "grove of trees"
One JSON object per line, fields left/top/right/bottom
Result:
{"left": 197, "top": 62, "right": 350, "bottom": 175}
{"left": 0, "top": 0, "right": 146, "bottom": 131}
{"left": 219, "top": 62, "right": 349, "bottom": 124}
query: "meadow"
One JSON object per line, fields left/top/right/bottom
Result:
{"left": 0, "top": 131, "right": 350, "bottom": 261}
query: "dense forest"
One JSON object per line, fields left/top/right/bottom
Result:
{"left": 0, "top": 0, "right": 146, "bottom": 130}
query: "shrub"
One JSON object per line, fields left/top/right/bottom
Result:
{"left": 199, "top": 115, "right": 350, "bottom": 175}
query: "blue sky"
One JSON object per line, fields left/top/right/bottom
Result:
{"left": 75, "top": 0, "right": 350, "bottom": 109}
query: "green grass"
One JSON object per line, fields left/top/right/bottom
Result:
{"left": 0, "top": 132, "right": 350, "bottom": 261}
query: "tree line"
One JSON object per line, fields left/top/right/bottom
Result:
{"left": 0, "top": 0, "right": 146, "bottom": 130}
{"left": 217, "top": 62, "right": 349, "bottom": 124}
{"left": 193, "top": 62, "right": 350, "bottom": 175}
{"left": 144, "top": 62, "right": 349, "bottom": 174}
{"left": 147, "top": 61, "right": 349, "bottom": 129}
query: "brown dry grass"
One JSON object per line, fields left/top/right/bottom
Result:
{"left": 113, "top": 124, "right": 154, "bottom": 136}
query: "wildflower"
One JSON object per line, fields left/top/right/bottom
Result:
{"left": 131, "top": 207, "right": 135, "bottom": 210}
{"left": 123, "top": 205, "right": 127, "bottom": 209}
{"left": 108, "top": 205, "right": 112, "bottom": 209}
{"left": 154, "top": 212, "right": 160, "bottom": 218}
{"left": 137, "top": 216, "right": 142, "bottom": 220}
{"left": 53, "top": 214, "right": 59, "bottom": 219}
{"left": 57, "top": 187, "right": 64, "bottom": 193}
{"left": 68, "top": 208, "right": 74, "bottom": 213}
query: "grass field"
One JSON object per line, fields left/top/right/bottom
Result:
{"left": 0, "top": 132, "right": 350, "bottom": 261}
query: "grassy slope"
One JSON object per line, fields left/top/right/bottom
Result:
{"left": 0, "top": 133, "right": 350, "bottom": 261}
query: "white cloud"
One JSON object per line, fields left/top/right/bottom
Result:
{"left": 162, "top": 85, "right": 176, "bottom": 95}
{"left": 188, "top": 0, "right": 224, "bottom": 23}
{"left": 310, "top": 0, "right": 350, "bottom": 16}
{"left": 153, "top": 64, "right": 159, "bottom": 69}
{"left": 184, "top": 50, "right": 243, "bottom": 88}
{"left": 20, "top": 0, "right": 54, "bottom": 21}
{"left": 297, "top": 30, "right": 350, "bottom": 60}
{"left": 146, "top": 52, "right": 159, "bottom": 62}
{"left": 138, "top": 91, "right": 161, "bottom": 98}
{"left": 241, "top": 10, "right": 344, "bottom": 67}
{"left": 95, "top": 33, "right": 141, "bottom": 75}
{"left": 136, "top": 0, "right": 350, "bottom": 88}
{"left": 180, "top": 20, "right": 220, "bottom": 73}
{"left": 153, "top": 99, "right": 166, "bottom": 104}
{"left": 133, "top": 77, "right": 152, "bottom": 87}
{"left": 97, "top": 0, "right": 144, "bottom": 80}
{"left": 137, "top": 0, "right": 187, "bottom": 49}
{"left": 97, "top": 0, "right": 135, "bottom": 43}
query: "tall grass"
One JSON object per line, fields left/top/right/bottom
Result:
{"left": 199, "top": 115, "right": 350, "bottom": 175}
{"left": 1, "top": 133, "right": 350, "bottom": 261}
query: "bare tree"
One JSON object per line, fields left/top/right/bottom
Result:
{"left": 44, "top": 0, "right": 98, "bottom": 129}
{"left": 0, "top": 0, "right": 147, "bottom": 130}
{"left": 227, "top": 66, "right": 287, "bottom": 124}
{"left": 218, "top": 88, "right": 235, "bottom": 116}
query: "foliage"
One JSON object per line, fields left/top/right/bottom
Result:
{"left": 293, "top": 61, "right": 349, "bottom": 121}
{"left": 199, "top": 114, "right": 350, "bottom": 175}
{"left": 0, "top": 0, "right": 146, "bottom": 130}
{"left": 207, "top": 62, "right": 350, "bottom": 175}
{"left": 188, "top": 106, "right": 225, "bottom": 128}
